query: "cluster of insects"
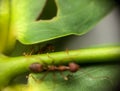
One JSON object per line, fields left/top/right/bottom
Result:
{"left": 25, "top": 44, "right": 111, "bottom": 89}
{"left": 25, "top": 44, "right": 80, "bottom": 80}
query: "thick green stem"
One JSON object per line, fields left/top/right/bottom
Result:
{"left": 0, "top": 0, "right": 16, "bottom": 54}
{"left": 0, "top": 46, "right": 120, "bottom": 88}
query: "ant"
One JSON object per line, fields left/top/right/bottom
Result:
{"left": 28, "top": 46, "right": 79, "bottom": 80}
{"left": 29, "top": 62, "right": 80, "bottom": 80}
{"left": 23, "top": 43, "right": 55, "bottom": 56}
{"left": 34, "top": 44, "right": 55, "bottom": 54}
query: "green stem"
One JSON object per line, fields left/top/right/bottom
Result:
{"left": 0, "top": 46, "right": 120, "bottom": 88}
{"left": 0, "top": 0, "right": 16, "bottom": 54}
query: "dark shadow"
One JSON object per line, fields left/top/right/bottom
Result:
{"left": 36, "top": 0, "right": 57, "bottom": 20}
{"left": 115, "top": 0, "right": 120, "bottom": 5}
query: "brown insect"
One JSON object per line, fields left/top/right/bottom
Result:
{"left": 23, "top": 44, "right": 55, "bottom": 56}
{"left": 29, "top": 62, "right": 79, "bottom": 73}
{"left": 29, "top": 62, "right": 80, "bottom": 80}
{"left": 34, "top": 44, "right": 55, "bottom": 54}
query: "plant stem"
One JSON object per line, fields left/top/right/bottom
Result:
{"left": 0, "top": 0, "right": 16, "bottom": 54}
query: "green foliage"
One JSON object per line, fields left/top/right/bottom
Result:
{"left": 11, "top": 0, "right": 115, "bottom": 44}
{"left": 0, "top": 0, "right": 119, "bottom": 91}
{"left": 0, "top": 0, "right": 116, "bottom": 53}
{"left": 2, "top": 64, "right": 120, "bottom": 91}
{"left": 27, "top": 65, "right": 119, "bottom": 91}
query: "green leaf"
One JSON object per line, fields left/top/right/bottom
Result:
{"left": 1, "top": 64, "right": 120, "bottom": 91}
{"left": 27, "top": 64, "right": 120, "bottom": 91}
{"left": 14, "top": 0, "right": 115, "bottom": 44}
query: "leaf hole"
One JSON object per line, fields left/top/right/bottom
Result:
{"left": 36, "top": 0, "right": 57, "bottom": 20}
